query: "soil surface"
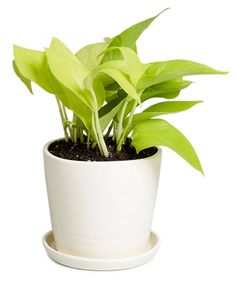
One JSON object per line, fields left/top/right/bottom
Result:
{"left": 48, "top": 138, "right": 157, "bottom": 161}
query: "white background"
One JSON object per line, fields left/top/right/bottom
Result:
{"left": 0, "top": 0, "right": 235, "bottom": 280}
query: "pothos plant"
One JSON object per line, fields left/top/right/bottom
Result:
{"left": 13, "top": 9, "right": 226, "bottom": 173}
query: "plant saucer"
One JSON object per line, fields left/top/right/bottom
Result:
{"left": 42, "top": 230, "right": 160, "bottom": 271}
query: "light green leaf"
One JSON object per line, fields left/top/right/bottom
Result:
{"left": 96, "top": 67, "right": 140, "bottom": 102}
{"left": 42, "top": 71, "right": 92, "bottom": 131}
{"left": 14, "top": 45, "right": 54, "bottom": 93}
{"left": 99, "top": 96, "right": 126, "bottom": 131}
{"left": 56, "top": 86, "right": 92, "bottom": 131}
{"left": 102, "top": 8, "right": 169, "bottom": 62}
{"left": 84, "top": 74, "right": 105, "bottom": 109}
{"left": 131, "top": 119, "right": 203, "bottom": 173}
{"left": 97, "top": 60, "right": 129, "bottom": 75}
{"left": 142, "top": 79, "right": 192, "bottom": 101}
{"left": 45, "top": 48, "right": 95, "bottom": 110}
{"left": 13, "top": 60, "right": 33, "bottom": 94}
{"left": 118, "top": 47, "right": 144, "bottom": 85}
{"left": 92, "top": 78, "right": 106, "bottom": 109}
{"left": 47, "top": 40, "right": 90, "bottom": 88}
{"left": 138, "top": 59, "right": 228, "bottom": 89}
{"left": 13, "top": 44, "right": 92, "bottom": 130}
{"left": 144, "top": 100, "right": 203, "bottom": 113}
{"left": 102, "top": 47, "right": 145, "bottom": 86}
{"left": 131, "top": 101, "right": 202, "bottom": 124}
{"left": 49, "top": 38, "right": 79, "bottom": 62}
{"left": 75, "top": 42, "right": 108, "bottom": 69}
{"left": 108, "top": 8, "right": 169, "bottom": 48}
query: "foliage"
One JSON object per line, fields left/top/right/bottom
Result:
{"left": 13, "top": 9, "right": 227, "bottom": 172}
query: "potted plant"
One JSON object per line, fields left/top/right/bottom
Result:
{"left": 13, "top": 9, "right": 226, "bottom": 270}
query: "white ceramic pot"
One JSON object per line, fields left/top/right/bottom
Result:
{"left": 43, "top": 140, "right": 162, "bottom": 259}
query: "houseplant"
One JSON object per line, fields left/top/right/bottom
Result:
{"left": 13, "top": 9, "right": 226, "bottom": 270}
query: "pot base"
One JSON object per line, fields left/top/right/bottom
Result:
{"left": 42, "top": 230, "right": 160, "bottom": 271}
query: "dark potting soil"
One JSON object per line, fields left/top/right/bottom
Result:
{"left": 48, "top": 138, "right": 158, "bottom": 161}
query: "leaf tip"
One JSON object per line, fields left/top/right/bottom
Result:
{"left": 13, "top": 44, "right": 20, "bottom": 55}
{"left": 154, "top": 7, "right": 170, "bottom": 19}
{"left": 221, "top": 71, "right": 229, "bottom": 75}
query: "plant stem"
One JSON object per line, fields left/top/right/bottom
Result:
{"left": 55, "top": 96, "right": 69, "bottom": 142}
{"left": 112, "top": 122, "right": 117, "bottom": 141}
{"left": 91, "top": 141, "right": 97, "bottom": 149}
{"left": 116, "top": 97, "right": 129, "bottom": 142}
{"left": 79, "top": 129, "right": 84, "bottom": 143}
{"left": 91, "top": 113, "right": 103, "bottom": 154}
{"left": 87, "top": 132, "right": 91, "bottom": 149}
{"left": 117, "top": 99, "right": 138, "bottom": 151}
{"left": 72, "top": 114, "right": 78, "bottom": 143}
{"left": 105, "top": 122, "right": 113, "bottom": 139}
{"left": 94, "top": 111, "right": 109, "bottom": 157}
{"left": 73, "top": 129, "right": 78, "bottom": 143}
{"left": 62, "top": 104, "right": 73, "bottom": 139}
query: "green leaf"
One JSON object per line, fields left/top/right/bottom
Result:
{"left": 119, "top": 47, "right": 144, "bottom": 85}
{"left": 75, "top": 42, "right": 108, "bottom": 69}
{"left": 131, "top": 101, "right": 202, "bottom": 124}
{"left": 138, "top": 59, "right": 228, "bottom": 89}
{"left": 96, "top": 67, "right": 140, "bottom": 102}
{"left": 105, "top": 82, "right": 121, "bottom": 91}
{"left": 84, "top": 74, "right": 105, "bottom": 109}
{"left": 108, "top": 8, "right": 169, "bottom": 49}
{"left": 92, "top": 78, "right": 106, "bottom": 109}
{"left": 49, "top": 38, "right": 79, "bottom": 62}
{"left": 99, "top": 96, "right": 126, "bottom": 131}
{"left": 56, "top": 86, "right": 92, "bottom": 131}
{"left": 14, "top": 45, "right": 54, "bottom": 93}
{"left": 45, "top": 47, "right": 95, "bottom": 110}
{"left": 109, "top": 47, "right": 145, "bottom": 85}
{"left": 102, "top": 8, "right": 169, "bottom": 62}
{"left": 13, "top": 43, "right": 92, "bottom": 130}
{"left": 142, "top": 79, "right": 192, "bottom": 101}
{"left": 99, "top": 47, "right": 145, "bottom": 86}
{"left": 97, "top": 60, "right": 129, "bottom": 75}
{"left": 13, "top": 60, "right": 33, "bottom": 94}
{"left": 43, "top": 71, "right": 92, "bottom": 131}
{"left": 131, "top": 119, "right": 203, "bottom": 173}
{"left": 144, "top": 100, "right": 203, "bottom": 114}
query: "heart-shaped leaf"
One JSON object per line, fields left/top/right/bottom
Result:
{"left": 132, "top": 119, "right": 203, "bottom": 173}
{"left": 142, "top": 79, "right": 192, "bottom": 101}
{"left": 13, "top": 60, "right": 33, "bottom": 94}
{"left": 14, "top": 45, "right": 54, "bottom": 93}
{"left": 45, "top": 47, "right": 96, "bottom": 110}
{"left": 138, "top": 59, "right": 227, "bottom": 89}
{"left": 76, "top": 42, "right": 108, "bottom": 69}
{"left": 96, "top": 67, "right": 140, "bottom": 102}
{"left": 131, "top": 101, "right": 202, "bottom": 124}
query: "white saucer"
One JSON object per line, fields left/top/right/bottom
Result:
{"left": 42, "top": 231, "right": 160, "bottom": 271}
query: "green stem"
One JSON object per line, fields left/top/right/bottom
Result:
{"left": 73, "top": 129, "right": 78, "bottom": 143}
{"left": 87, "top": 76, "right": 108, "bottom": 157}
{"left": 94, "top": 111, "right": 109, "bottom": 157}
{"left": 63, "top": 104, "right": 73, "bottom": 139}
{"left": 55, "top": 96, "right": 69, "bottom": 142}
{"left": 91, "top": 114, "right": 103, "bottom": 154}
{"left": 91, "top": 141, "right": 97, "bottom": 149}
{"left": 116, "top": 97, "right": 129, "bottom": 142}
{"left": 87, "top": 132, "right": 91, "bottom": 149}
{"left": 117, "top": 99, "right": 138, "bottom": 151}
{"left": 72, "top": 114, "right": 78, "bottom": 143}
{"left": 79, "top": 129, "right": 84, "bottom": 143}
{"left": 105, "top": 122, "right": 113, "bottom": 139}
{"left": 112, "top": 122, "right": 117, "bottom": 141}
